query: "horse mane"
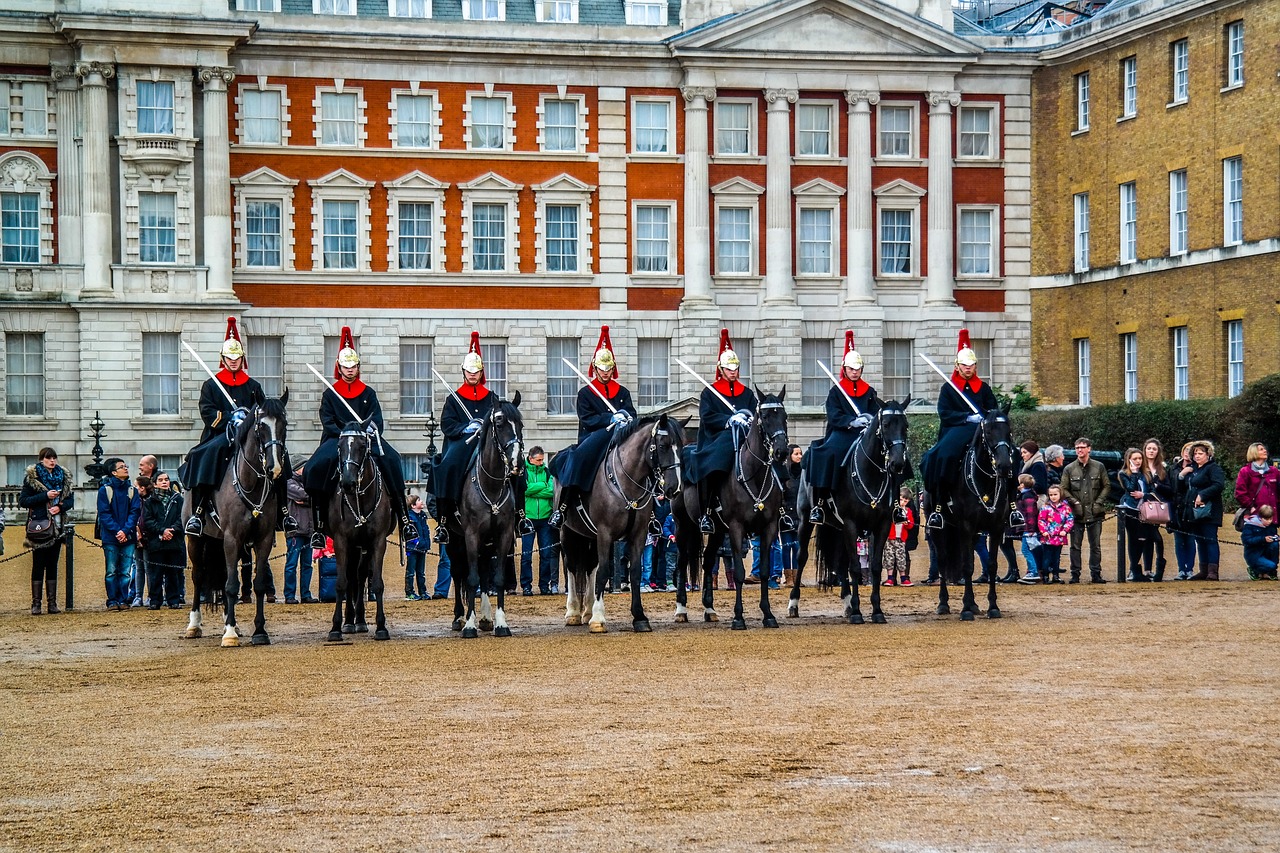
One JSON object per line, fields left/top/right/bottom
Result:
{"left": 610, "top": 414, "right": 655, "bottom": 447}
{"left": 236, "top": 396, "right": 288, "bottom": 446}
{"left": 260, "top": 395, "right": 287, "bottom": 422}
{"left": 495, "top": 398, "right": 523, "bottom": 427}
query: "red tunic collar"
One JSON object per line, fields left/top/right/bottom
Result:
{"left": 712, "top": 379, "right": 748, "bottom": 398}
{"left": 457, "top": 383, "right": 489, "bottom": 401}
{"left": 839, "top": 378, "right": 870, "bottom": 398}
{"left": 591, "top": 379, "right": 619, "bottom": 399}
{"left": 333, "top": 378, "right": 367, "bottom": 399}
{"left": 950, "top": 372, "right": 983, "bottom": 394}
{"left": 215, "top": 369, "right": 250, "bottom": 387}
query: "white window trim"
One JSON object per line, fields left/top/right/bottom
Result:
{"left": 237, "top": 0, "right": 281, "bottom": 11}
{"left": 1122, "top": 332, "right": 1138, "bottom": 403}
{"left": 956, "top": 101, "right": 1000, "bottom": 161}
{"left": 384, "top": 171, "right": 449, "bottom": 273}
{"left": 1169, "top": 169, "right": 1188, "bottom": 257}
{"left": 234, "top": 80, "right": 291, "bottom": 146}
{"left": 625, "top": 0, "right": 668, "bottom": 25}
{"left": 875, "top": 101, "right": 919, "bottom": 162}
{"left": 1226, "top": 319, "right": 1244, "bottom": 398}
{"left": 122, "top": 181, "right": 195, "bottom": 266}
{"left": 0, "top": 77, "right": 55, "bottom": 140}
{"left": 711, "top": 177, "right": 764, "bottom": 278}
{"left": 118, "top": 67, "right": 191, "bottom": 141}
{"left": 232, "top": 167, "right": 298, "bottom": 271}
{"left": 1119, "top": 182, "right": 1137, "bottom": 265}
{"left": 793, "top": 178, "right": 845, "bottom": 279}
{"left": 630, "top": 96, "right": 676, "bottom": 157}
{"left": 714, "top": 97, "right": 757, "bottom": 158}
{"left": 1223, "top": 156, "right": 1243, "bottom": 247}
{"left": 535, "top": 0, "right": 578, "bottom": 23}
{"left": 1169, "top": 39, "right": 1189, "bottom": 106}
{"left": 0, "top": 151, "right": 55, "bottom": 265}
{"left": 459, "top": 171, "right": 523, "bottom": 274}
{"left": 1075, "top": 338, "right": 1091, "bottom": 406}
{"left": 536, "top": 92, "right": 588, "bottom": 154}
{"left": 1073, "top": 192, "right": 1090, "bottom": 273}
{"left": 308, "top": 168, "right": 373, "bottom": 272}
{"left": 312, "top": 84, "right": 367, "bottom": 148}
{"left": 1223, "top": 21, "right": 1244, "bottom": 89}
{"left": 314, "top": 0, "right": 356, "bottom": 13}
{"left": 873, "top": 179, "right": 925, "bottom": 278}
{"left": 389, "top": 87, "right": 441, "bottom": 150}
{"left": 631, "top": 200, "right": 677, "bottom": 277}
{"left": 1172, "top": 326, "right": 1189, "bottom": 400}
{"left": 956, "top": 204, "right": 1000, "bottom": 279}
{"left": 794, "top": 99, "right": 838, "bottom": 160}
{"left": 464, "top": 90, "right": 515, "bottom": 152}
{"left": 1119, "top": 56, "right": 1137, "bottom": 120}
{"left": 1075, "top": 71, "right": 1090, "bottom": 133}
{"left": 388, "top": 0, "right": 432, "bottom": 17}
{"left": 532, "top": 174, "right": 595, "bottom": 275}
{"left": 461, "top": 0, "right": 506, "bottom": 21}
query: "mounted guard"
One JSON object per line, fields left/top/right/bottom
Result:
{"left": 806, "top": 331, "right": 881, "bottom": 525}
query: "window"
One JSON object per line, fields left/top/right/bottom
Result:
{"left": 1119, "top": 182, "right": 1137, "bottom": 264}
{"left": 241, "top": 88, "right": 282, "bottom": 145}
{"left": 626, "top": 0, "right": 666, "bottom": 25}
{"left": 471, "top": 203, "right": 507, "bottom": 271}
{"left": 1171, "top": 326, "right": 1189, "bottom": 400}
{"left": 1075, "top": 338, "right": 1091, "bottom": 406}
{"left": 544, "top": 205, "right": 579, "bottom": 273}
{"left": 877, "top": 105, "right": 913, "bottom": 157}
{"left": 8, "top": 458, "right": 32, "bottom": 486}
{"left": 546, "top": 338, "right": 578, "bottom": 415}
{"left": 468, "top": 96, "right": 507, "bottom": 150}
{"left": 882, "top": 339, "right": 912, "bottom": 401}
{"left": 715, "top": 207, "right": 752, "bottom": 275}
{"left": 637, "top": 338, "right": 670, "bottom": 408}
{"left": 633, "top": 204, "right": 672, "bottom": 273}
{"left": 481, "top": 344, "right": 507, "bottom": 398}
{"left": 247, "top": 335, "right": 284, "bottom": 398}
{"left": 542, "top": 98, "right": 579, "bottom": 152}
{"left": 732, "top": 338, "right": 752, "bottom": 388}
{"left": 971, "top": 338, "right": 993, "bottom": 372}
{"left": 1119, "top": 56, "right": 1137, "bottom": 118}
{"left": 796, "top": 102, "right": 833, "bottom": 157}
{"left": 403, "top": 454, "right": 431, "bottom": 483}
{"left": 321, "top": 199, "right": 357, "bottom": 269}
{"left": 715, "top": 101, "right": 752, "bottom": 156}
{"left": 5, "top": 332, "right": 44, "bottom": 416}
{"left": 879, "top": 209, "right": 913, "bottom": 275}
{"left": 397, "top": 202, "right": 434, "bottom": 270}
{"left": 633, "top": 99, "right": 671, "bottom": 154}
{"left": 142, "top": 333, "right": 181, "bottom": 415}
{"left": 394, "top": 94, "right": 435, "bottom": 149}
{"left": 1169, "top": 170, "right": 1187, "bottom": 256}
{"left": 0, "top": 81, "right": 49, "bottom": 137}
{"left": 1075, "top": 72, "right": 1090, "bottom": 131}
{"left": 1226, "top": 320, "right": 1244, "bottom": 398}
{"left": 139, "top": 193, "right": 176, "bottom": 264}
{"left": 245, "top": 200, "right": 282, "bottom": 267}
{"left": 390, "top": 0, "right": 430, "bottom": 15}
{"left": 316, "top": 0, "right": 354, "bottom": 12}
{"left": 958, "top": 106, "right": 994, "bottom": 158}
{"left": 797, "top": 208, "right": 833, "bottom": 275}
{"left": 238, "top": 0, "right": 280, "bottom": 9}
{"left": 319, "top": 91, "right": 358, "bottom": 146}
{"left": 463, "top": 0, "right": 502, "bottom": 20}
{"left": 1122, "top": 332, "right": 1138, "bottom": 403}
{"left": 958, "top": 207, "right": 995, "bottom": 276}
{"left": 538, "top": 0, "right": 576, "bottom": 22}
{"left": 137, "top": 81, "right": 174, "bottom": 135}
{"left": 399, "top": 341, "right": 434, "bottom": 416}
{"left": 1073, "top": 192, "right": 1090, "bottom": 272}
{"left": 1, "top": 192, "right": 39, "bottom": 264}
{"left": 386, "top": 172, "right": 447, "bottom": 273}
{"left": 460, "top": 174, "right": 520, "bottom": 273}
{"left": 1171, "top": 39, "right": 1189, "bottom": 104}
{"left": 1223, "top": 156, "right": 1243, "bottom": 246}
{"left": 801, "top": 339, "right": 834, "bottom": 407}
{"left": 1225, "top": 21, "right": 1244, "bottom": 87}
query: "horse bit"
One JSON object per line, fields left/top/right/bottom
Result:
{"left": 605, "top": 421, "right": 679, "bottom": 511}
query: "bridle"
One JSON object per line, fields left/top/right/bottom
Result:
{"left": 231, "top": 408, "right": 286, "bottom": 519}
{"left": 470, "top": 405, "right": 523, "bottom": 516}
{"left": 847, "top": 406, "right": 908, "bottom": 510}
{"left": 604, "top": 420, "right": 682, "bottom": 512}
{"left": 337, "top": 426, "right": 383, "bottom": 527}
{"left": 733, "top": 399, "right": 787, "bottom": 513}
{"left": 964, "top": 414, "right": 1015, "bottom": 514}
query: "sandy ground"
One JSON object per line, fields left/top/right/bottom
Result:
{"left": 1, "top": 519, "right": 1277, "bottom": 852}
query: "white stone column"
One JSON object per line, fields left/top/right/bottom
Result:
{"left": 926, "top": 90, "right": 961, "bottom": 306}
{"left": 52, "top": 66, "right": 82, "bottom": 267}
{"left": 199, "top": 66, "right": 236, "bottom": 298}
{"left": 844, "top": 89, "right": 878, "bottom": 305}
{"left": 76, "top": 61, "right": 115, "bottom": 297}
{"left": 763, "top": 87, "right": 797, "bottom": 305}
{"left": 681, "top": 86, "right": 714, "bottom": 306}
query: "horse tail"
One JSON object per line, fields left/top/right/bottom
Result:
{"left": 814, "top": 525, "right": 845, "bottom": 588}
{"left": 190, "top": 536, "right": 222, "bottom": 614}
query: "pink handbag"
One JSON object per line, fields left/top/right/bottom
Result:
{"left": 1138, "top": 499, "right": 1171, "bottom": 525}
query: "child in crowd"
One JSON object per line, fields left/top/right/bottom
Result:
{"left": 405, "top": 496, "right": 432, "bottom": 600}
{"left": 856, "top": 536, "right": 870, "bottom": 586}
{"left": 314, "top": 535, "right": 338, "bottom": 603}
{"left": 883, "top": 487, "right": 914, "bottom": 586}
{"left": 1016, "top": 473, "right": 1044, "bottom": 584}
{"left": 1241, "top": 504, "right": 1278, "bottom": 580}
{"left": 1037, "top": 483, "right": 1074, "bottom": 584}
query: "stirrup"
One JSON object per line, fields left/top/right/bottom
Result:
{"left": 926, "top": 511, "right": 944, "bottom": 530}
{"left": 185, "top": 515, "right": 203, "bottom": 535}
{"left": 517, "top": 516, "right": 535, "bottom": 536}
{"left": 401, "top": 521, "right": 417, "bottom": 543}
{"left": 282, "top": 513, "right": 299, "bottom": 533}
{"left": 699, "top": 514, "right": 715, "bottom": 534}
{"left": 1009, "top": 508, "right": 1026, "bottom": 529}
{"left": 779, "top": 513, "right": 797, "bottom": 533}
{"left": 547, "top": 508, "right": 565, "bottom": 530}
{"left": 310, "top": 531, "right": 326, "bottom": 549}
{"left": 809, "top": 504, "right": 825, "bottom": 524}
{"left": 433, "top": 525, "right": 449, "bottom": 544}
{"left": 647, "top": 516, "right": 662, "bottom": 536}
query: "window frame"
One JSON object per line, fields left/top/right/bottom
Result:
{"left": 714, "top": 98, "right": 756, "bottom": 157}
{"left": 882, "top": 339, "right": 913, "bottom": 402}
{"left": 142, "top": 332, "right": 181, "bottom": 416}
{"left": 536, "top": 0, "right": 578, "bottom": 23}
{"left": 876, "top": 102, "right": 917, "bottom": 159}
{"left": 1170, "top": 39, "right": 1189, "bottom": 105}
{"left": 1226, "top": 319, "right": 1244, "bottom": 398}
{"left": 462, "top": 0, "right": 505, "bottom": 21}
{"left": 1075, "top": 338, "right": 1091, "bottom": 407}
{"left": 1224, "top": 20, "right": 1244, "bottom": 88}
{"left": 1, "top": 191, "right": 41, "bottom": 265}
{"left": 1169, "top": 169, "right": 1188, "bottom": 256}
{"left": 956, "top": 205, "right": 998, "bottom": 278}
{"left": 236, "top": 84, "right": 290, "bottom": 146}
{"left": 1223, "top": 156, "right": 1243, "bottom": 247}
{"left": 136, "top": 80, "right": 176, "bottom": 136}
{"left": 538, "top": 94, "right": 586, "bottom": 154}
{"left": 632, "top": 201, "right": 676, "bottom": 276}
{"left": 0, "top": 79, "right": 53, "bottom": 139}
{"left": 385, "top": 171, "right": 448, "bottom": 274}
{"left": 246, "top": 335, "right": 284, "bottom": 398}
{"left": 636, "top": 338, "right": 671, "bottom": 408}
{"left": 233, "top": 167, "right": 298, "bottom": 271}
{"left": 714, "top": 204, "right": 756, "bottom": 277}
{"left": 138, "top": 192, "right": 178, "bottom": 265}
{"left": 796, "top": 206, "right": 836, "bottom": 277}
{"left": 1119, "top": 55, "right": 1137, "bottom": 119}
{"left": 314, "top": 86, "right": 365, "bottom": 148}
{"left": 388, "top": 0, "right": 432, "bottom": 17}
{"left": 1075, "top": 71, "right": 1090, "bottom": 132}
{"left": 465, "top": 92, "right": 513, "bottom": 152}
{"left": 237, "top": 0, "right": 281, "bottom": 10}
{"left": 957, "top": 103, "right": 999, "bottom": 160}
{"left": 1073, "top": 192, "right": 1090, "bottom": 273}
{"left": 795, "top": 100, "right": 837, "bottom": 159}
{"left": 390, "top": 90, "right": 440, "bottom": 150}
{"left": 631, "top": 97, "right": 675, "bottom": 156}
{"left": 5, "top": 331, "right": 45, "bottom": 417}
{"left": 801, "top": 338, "right": 835, "bottom": 408}
{"left": 1119, "top": 181, "right": 1137, "bottom": 265}
{"left": 314, "top": 0, "right": 356, "bottom": 13}
{"left": 1121, "top": 332, "right": 1138, "bottom": 403}
{"left": 309, "top": 169, "right": 374, "bottom": 272}
{"left": 1171, "top": 326, "right": 1189, "bottom": 400}
{"left": 480, "top": 342, "right": 508, "bottom": 399}
{"left": 545, "top": 337, "right": 579, "bottom": 415}
{"left": 399, "top": 339, "right": 435, "bottom": 417}
{"left": 625, "top": 0, "right": 667, "bottom": 25}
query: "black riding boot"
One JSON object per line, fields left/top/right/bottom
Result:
{"left": 698, "top": 479, "right": 717, "bottom": 534}
{"left": 433, "top": 499, "right": 453, "bottom": 544}
{"left": 512, "top": 477, "right": 534, "bottom": 536}
{"left": 279, "top": 496, "right": 298, "bottom": 534}
{"left": 809, "top": 488, "right": 828, "bottom": 524}
{"left": 548, "top": 487, "right": 577, "bottom": 530}
{"left": 309, "top": 503, "right": 326, "bottom": 549}
{"left": 185, "top": 488, "right": 206, "bottom": 535}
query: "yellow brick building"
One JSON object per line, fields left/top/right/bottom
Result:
{"left": 1029, "top": 0, "right": 1280, "bottom": 405}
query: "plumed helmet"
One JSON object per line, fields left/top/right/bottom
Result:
{"left": 954, "top": 328, "right": 978, "bottom": 366}
{"left": 334, "top": 326, "right": 359, "bottom": 378}
{"left": 589, "top": 325, "right": 617, "bottom": 378}
{"left": 462, "top": 331, "right": 485, "bottom": 376}
{"left": 841, "top": 330, "right": 864, "bottom": 370}
{"left": 715, "top": 329, "right": 740, "bottom": 378}
{"left": 220, "top": 317, "right": 245, "bottom": 365}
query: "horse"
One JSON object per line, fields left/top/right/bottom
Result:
{"left": 441, "top": 393, "right": 525, "bottom": 639}
{"left": 182, "top": 391, "right": 290, "bottom": 647}
{"left": 557, "top": 414, "right": 686, "bottom": 633}
{"left": 789, "top": 398, "right": 912, "bottom": 623}
{"left": 673, "top": 388, "right": 790, "bottom": 630}
{"left": 323, "top": 423, "right": 397, "bottom": 642}
{"left": 931, "top": 405, "right": 1016, "bottom": 620}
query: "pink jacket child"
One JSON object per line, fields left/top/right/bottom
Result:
{"left": 1038, "top": 497, "right": 1075, "bottom": 546}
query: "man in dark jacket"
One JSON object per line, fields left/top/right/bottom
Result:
{"left": 686, "top": 329, "right": 758, "bottom": 534}
{"left": 1060, "top": 437, "right": 1109, "bottom": 584}
{"left": 98, "top": 457, "right": 142, "bottom": 610}
{"left": 807, "top": 330, "right": 880, "bottom": 524}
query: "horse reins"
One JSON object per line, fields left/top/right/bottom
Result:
{"left": 231, "top": 408, "right": 286, "bottom": 520}
{"left": 847, "top": 407, "right": 907, "bottom": 510}
{"left": 733, "top": 401, "right": 786, "bottom": 514}
{"left": 337, "top": 428, "right": 383, "bottom": 527}
{"left": 964, "top": 417, "right": 1014, "bottom": 514}
{"left": 470, "top": 407, "right": 521, "bottom": 516}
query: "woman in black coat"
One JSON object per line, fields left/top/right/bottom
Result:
{"left": 143, "top": 471, "right": 187, "bottom": 609}
{"left": 1180, "top": 441, "right": 1224, "bottom": 581}
{"left": 20, "top": 447, "right": 74, "bottom": 615}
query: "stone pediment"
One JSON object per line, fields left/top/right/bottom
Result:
{"left": 671, "top": 0, "right": 977, "bottom": 57}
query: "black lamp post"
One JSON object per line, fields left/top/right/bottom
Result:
{"left": 420, "top": 412, "right": 439, "bottom": 488}
{"left": 85, "top": 411, "right": 107, "bottom": 484}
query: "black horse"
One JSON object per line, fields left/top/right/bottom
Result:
{"left": 558, "top": 414, "right": 686, "bottom": 633}
{"left": 324, "top": 423, "right": 397, "bottom": 642}
{"left": 932, "top": 406, "right": 1016, "bottom": 620}
{"left": 441, "top": 394, "right": 524, "bottom": 639}
{"left": 673, "top": 388, "right": 789, "bottom": 630}
{"left": 183, "top": 392, "right": 290, "bottom": 647}
{"left": 790, "top": 398, "right": 911, "bottom": 623}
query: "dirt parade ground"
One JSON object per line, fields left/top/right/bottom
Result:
{"left": 1, "top": 518, "right": 1278, "bottom": 852}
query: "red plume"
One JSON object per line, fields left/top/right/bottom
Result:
{"left": 951, "top": 328, "right": 981, "bottom": 388}
{"left": 225, "top": 317, "right": 241, "bottom": 343}
{"left": 589, "top": 325, "right": 616, "bottom": 379}
{"left": 715, "top": 328, "right": 735, "bottom": 380}
{"left": 844, "top": 330, "right": 855, "bottom": 357}
{"left": 957, "top": 328, "right": 972, "bottom": 354}
{"left": 468, "top": 331, "right": 481, "bottom": 356}
{"left": 334, "top": 326, "right": 355, "bottom": 379}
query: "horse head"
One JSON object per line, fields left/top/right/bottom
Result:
{"left": 982, "top": 402, "right": 1016, "bottom": 479}
{"left": 487, "top": 392, "right": 525, "bottom": 480}
{"left": 244, "top": 389, "right": 289, "bottom": 481}
{"left": 650, "top": 413, "right": 686, "bottom": 499}
{"left": 753, "top": 385, "right": 790, "bottom": 465}
{"left": 336, "top": 419, "right": 376, "bottom": 491}
{"left": 876, "top": 395, "right": 911, "bottom": 477}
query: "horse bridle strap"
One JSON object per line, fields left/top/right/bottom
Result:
{"left": 964, "top": 419, "right": 1011, "bottom": 513}
{"left": 231, "top": 411, "right": 282, "bottom": 519}
{"left": 338, "top": 429, "right": 384, "bottom": 526}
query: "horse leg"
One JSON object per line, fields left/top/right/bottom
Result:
{"left": 869, "top": 528, "right": 887, "bottom": 625}
{"left": 354, "top": 548, "right": 369, "bottom": 633}
{"left": 759, "top": 524, "right": 778, "bottom": 628}
{"left": 220, "top": 537, "right": 240, "bottom": 647}
{"left": 564, "top": 565, "right": 582, "bottom": 626}
{"left": 450, "top": 543, "right": 465, "bottom": 632}
{"left": 581, "top": 568, "right": 597, "bottom": 624}
{"left": 673, "top": 532, "right": 689, "bottom": 623}
{"left": 627, "top": 534, "right": 651, "bottom": 633}
{"left": 184, "top": 547, "right": 203, "bottom": 638}
{"left": 477, "top": 552, "right": 494, "bottom": 632}
{"left": 986, "top": 537, "right": 1002, "bottom": 619}
{"left": 845, "top": 529, "right": 864, "bottom": 624}
{"left": 789, "top": 520, "right": 810, "bottom": 618}
{"left": 494, "top": 535, "right": 513, "bottom": 638}
{"left": 461, "top": 543, "right": 480, "bottom": 639}
{"left": 701, "top": 529, "right": 720, "bottom": 622}
{"left": 936, "top": 529, "right": 952, "bottom": 616}
{"left": 372, "top": 540, "right": 390, "bottom": 641}
{"left": 250, "top": 536, "right": 273, "bottom": 646}
{"left": 588, "top": 538, "right": 610, "bottom": 634}
{"left": 729, "top": 526, "right": 747, "bottom": 631}
{"left": 961, "top": 545, "right": 978, "bottom": 621}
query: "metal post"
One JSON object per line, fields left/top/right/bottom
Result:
{"left": 64, "top": 523, "right": 75, "bottom": 610}
{"left": 1116, "top": 514, "right": 1126, "bottom": 583}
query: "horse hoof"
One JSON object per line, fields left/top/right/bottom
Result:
{"left": 341, "top": 624, "right": 356, "bottom": 634}
{"left": 871, "top": 613, "right": 887, "bottom": 625}
{"left": 494, "top": 626, "right": 512, "bottom": 638}
{"left": 961, "top": 611, "right": 976, "bottom": 622}
{"left": 183, "top": 628, "right": 202, "bottom": 639}
{"left": 988, "top": 608, "right": 1003, "bottom": 619}
{"left": 674, "top": 613, "right": 688, "bottom": 623}
{"left": 849, "top": 613, "right": 865, "bottom": 625}
{"left": 762, "top": 616, "right": 779, "bottom": 629}
{"left": 730, "top": 618, "right": 747, "bottom": 631}
{"left": 462, "top": 627, "right": 478, "bottom": 639}
{"left": 565, "top": 615, "right": 582, "bottom": 626}
{"left": 221, "top": 635, "right": 239, "bottom": 648}
{"left": 589, "top": 622, "right": 607, "bottom": 634}
{"left": 786, "top": 606, "right": 798, "bottom": 619}
{"left": 374, "top": 629, "right": 390, "bottom": 641}
{"left": 936, "top": 605, "right": 951, "bottom": 616}
{"left": 704, "top": 612, "right": 718, "bottom": 623}
{"left": 451, "top": 619, "right": 464, "bottom": 632}
{"left": 327, "top": 631, "right": 343, "bottom": 642}
{"left": 633, "top": 620, "right": 652, "bottom": 633}
{"left": 355, "top": 623, "right": 368, "bottom": 634}
{"left": 250, "top": 633, "right": 270, "bottom": 646}
{"left": 478, "top": 619, "right": 494, "bottom": 632}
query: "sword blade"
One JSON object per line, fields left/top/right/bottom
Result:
{"left": 305, "top": 363, "right": 364, "bottom": 424}
{"left": 181, "top": 339, "right": 237, "bottom": 409}
{"left": 674, "top": 358, "right": 737, "bottom": 414}
{"left": 816, "top": 360, "right": 862, "bottom": 416}
{"left": 918, "top": 353, "right": 981, "bottom": 414}
{"left": 560, "top": 358, "right": 618, "bottom": 414}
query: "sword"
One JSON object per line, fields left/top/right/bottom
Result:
{"left": 560, "top": 358, "right": 618, "bottom": 415}
{"left": 181, "top": 340, "right": 237, "bottom": 410}
{"left": 431, "top": 367, "right": 484, "bottom": 445}
{"left": 816, "top": 360, "right": 862, "bottom": 417}
{"left": 305, "top": 363, "right": 365, "bottom": 424}
{"left": 674, "top": 358, "right": 737, "bottom": 414}
{"left": 919, "top": 353, "right": 981, "bottom": 415}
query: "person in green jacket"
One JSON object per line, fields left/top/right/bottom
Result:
{"left": 520, "top": 447, "right": 559, "bottom": 595}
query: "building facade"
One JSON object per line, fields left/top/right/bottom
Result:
{"left": 0, "top": 0, "right": 1035, "bottom": 485}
